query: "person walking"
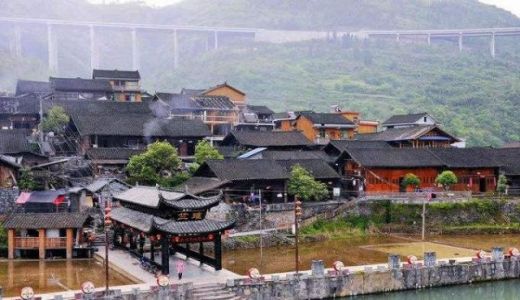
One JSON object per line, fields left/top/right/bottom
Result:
{"left": 176, "top": 259, "right": 186, "bottom": 280}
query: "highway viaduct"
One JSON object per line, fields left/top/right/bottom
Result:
{"left": 1, "top": 17, "right": 519, "bottom": 73}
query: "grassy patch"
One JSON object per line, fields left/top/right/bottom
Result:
{"left": 234, "top": 235, "right": 260, "bottom": 244}
{"left": 300, "top": 218, "right": 367, "bottom": 239}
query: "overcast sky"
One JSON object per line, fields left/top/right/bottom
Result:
{"left": 89, "top": 0, "right": 520, "bottom": 17}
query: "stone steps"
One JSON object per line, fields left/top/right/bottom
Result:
{"left": 190, "top": 283, "right": 239, "bottom": 300}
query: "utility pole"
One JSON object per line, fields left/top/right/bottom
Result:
{"left": 104, "top": 204, "right": 112, "bottom": 295}
{"left": 294, "top": 197, "right": 302, "bottom": 275}
{"left": 259, "top": 189, "right": 263, "bottom": 269}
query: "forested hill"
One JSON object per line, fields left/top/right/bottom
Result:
{"left": 0, "top": 0, "right": 519, "bottom": 146}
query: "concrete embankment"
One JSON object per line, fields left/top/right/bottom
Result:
{"left": 227, "top": 250, "right": 520, "bottom": 299}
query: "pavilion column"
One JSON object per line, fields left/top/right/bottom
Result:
{"left": 8, "top": 229, "right": 15, "bottom": 259}
{"left": 66, "top": 228, "right": 74, "bottom": 259}
{"left": 214, "top": 234, "right": 222, "bottom": 270}
{"left": 38, "top": 229, "right": 46, "bottom": 259}
{"left": 150, "top": 240, "right": 155, "bottom": 263}
{"left": 161, "top": 235, "right": 170, "bottom": 275}
{"left": 199, "top": 242, "right": 204, "bottom": 266}
{"left": 139, "top": 236, "right": 145, "bottom": 256}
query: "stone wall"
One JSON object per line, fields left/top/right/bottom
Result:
{"left": 227, "top": 250, "right": 520, "bottom": 299}
{"left": 0, "top": 188, "right": 19, "bottom": 215}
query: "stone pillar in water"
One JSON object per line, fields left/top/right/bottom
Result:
{"left": 388, "top": 254, "right": 400, "bottom": 269}
{"left": 424, "top": 252, "right": 437, "bottom": 267}
{"left": 311, "top": 260, "right": 325, "bottom": 277}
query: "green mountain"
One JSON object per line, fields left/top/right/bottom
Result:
{"left": 0, "top": 0, "right": 519, "bottom": 146}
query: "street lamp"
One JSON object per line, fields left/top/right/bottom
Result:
{"left": 104, "top": 204, "right": 112, "bottom": 295}
{"left": 294, "top": 197, "right": 302, "bottom": 275}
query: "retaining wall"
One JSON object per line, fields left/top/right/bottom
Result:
{"left": 227, "top": 250, "right": 520, "bottom": 299}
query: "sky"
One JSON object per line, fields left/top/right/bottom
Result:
{"left": 89, "top": 0, "right": 520, "bottom": 17}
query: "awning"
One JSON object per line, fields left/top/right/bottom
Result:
{"left": 15, "top": 192, "right": 31, "bottom": 204}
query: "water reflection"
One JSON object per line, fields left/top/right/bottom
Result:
{"left": 223, "top": 234, "right": 520, "bottom": 275}
{"left": 0, "top": 259, "right": 136, "bottom": 297}
{"left": 356, "top": 279, "right": 520, "bottom": 299}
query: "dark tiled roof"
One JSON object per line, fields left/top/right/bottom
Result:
{"left": 86, "top": 148, "right": 144, "bottom": 161}
{"left": 277, "top": 159, "right": 340, "bottom": 179}
{"left": 92, "top": 69, "right": 140, "bottom": 80}
{"left": 114, "top": 186, "right": 185, "bottom": 208}
{"left": 180, "top": 88, "right": 205, "bottom": 96}
{"left": 300, "top": 112, "right": 355, "bottom": 126}
{"left": 50, "top": 77, "right": 113, "bottom": 92}
{"left": 111, "top": 207, "right": 154, "bottom": 233}
{"left": 487, "top": 148, "right": 520, "bottom": 175}
{"left": 46, "top": 100, "right": 152, "bottom": 116}
{"left": 247, "top": 105, "right": 274, "bottom": 115}
{"left": 356, "top": 126, "right": 459, "bottom": 142}
{"left": 0, "top": 155, "right": 21, "bottom": 169}
{"left": 111, "top": 206, "right": 234, "bottom": 234}
{"left": 163, "top": 194, "right": 221, "bottom": 210}
{"left": 193, "top": 96, "right": 236, "bottom": 110}
{"left": 71, "top": 113, "right": 210, "bottom": 137}
{"left": 0, "top": 130, "right": 33, "bottom": 154}
{"left": 429, "top": 148, "right": 499, "bottom": 168}
{"left": 261, "top": 150, "right": 332, "bottom": 161}
{"left": 157, "top": 93, "right": 199, "bottom": 110}
{"left": 174, "top": 177, "right": 228, "bottom": 194}
{"left": 0, "top": 95, "right": 39, "bottom": 114}
{"left": 15, "top": 80, "right": 51, "bottom": 96}
{"left": 3, "top": 212, "right": 90, "bottom": 229}
{"left": 85, "top": 178, "right": 130, "bottom": 193}
{"left": 223, "top": 131, "right": 312, "bottom": 148}
{"left": 155, "top": 218, "right": 235, "bottom": 235}
{"left": 382, "top": 112, "right": 430, "bottom": 126}
{"left": 329, "top": 140, "right": 392, "bottom": 151}
{"left": 197, "top": 159, "right": 289, "bottom": 181}
{"left": 346, "top": 148, "right": 445, "bottom": 168}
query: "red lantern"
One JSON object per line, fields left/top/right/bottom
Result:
{"left": 156, "top": 234, "right": 161, "bottom": 240}
{"left": 208, "top": 234, "right": 214, "bottom": 241}
{"left": 150, "top": 235, "right": 156, "bottom": 242}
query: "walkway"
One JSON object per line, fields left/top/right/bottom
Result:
{"left": 96, "top": 247, "right": 241, "bottom": 285}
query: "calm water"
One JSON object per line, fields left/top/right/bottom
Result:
{"left": 223, "top": 234, "right": 520, "bottom": 275}
{"left": 355, "top": 279, "right": 520, "bottom": 299}
{"left": 0, "top": 259, "right": 136, "bottom": 297}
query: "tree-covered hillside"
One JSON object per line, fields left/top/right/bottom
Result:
{"left": 0, "top": 0, "right": 519, "bottom": 146}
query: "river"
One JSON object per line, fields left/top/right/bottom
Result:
{"left": 0, "top": 259, "right": 136, "bottom": 297}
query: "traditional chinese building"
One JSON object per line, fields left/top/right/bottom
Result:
{"left": 110, "top": 186, "right": 234, "bottom": 274}
{"left": 4, "top": 212, "right": 92, "bottom": 259}
{"left": 92, "top": 69, "right": 142, "bottom": 102}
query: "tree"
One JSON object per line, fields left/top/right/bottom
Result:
{"left": 288, "top": 164, "right": 329, "bottom": 201}
{"left": 18, "top": 168, "right": 37, "bottom": 191}
{"left": 126, "top": 141, "right": 185, "bottom": 187}
{"left": 435, "top": 171, "right": 458, "bottom": 191}
{"left": 402, "top": 173, "right": 421, "bottom": 190}
{"left": 497, "top": 174, "right": 508, "bottom": 194}
{"left": 194, "top": 140, "right": 223, "bottom": 165}
{"left": 42, "top": 106, "right": 69, "bottom": 134}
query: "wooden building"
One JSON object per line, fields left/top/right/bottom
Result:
{"left": 92, "top": 69, "right": 142, "bottom": 102}
{"left": 4, "top": 212, "right": 91, "bottom": 259}
{"left": 0, "top": 130, "right": 48, "bottom": 167}
{"left": 0, "top": 95, "right": 40, "bottom": 130}
{"left": 49, "top": 77, "right": 114, "bottom": 101}
{"left": 196, "top": 82, "right": 247, "bottom": 109}
{"left": 234, "top": 105, "right": 275, "bottom": 132}
{"left": 334, "top": 147, "right": 500, "bottom": 193}
{"left": 356, "top": 125, "right": 460, "bottom": 148}
{"left": 381, "top": 112, "right": 438, "bottom": 129}
{"left": 62, "top": 101, "right": 211, "bottom": 157}
{"left": 188, "top": 158, "right": 340, "bottom": 202}
{"left": 0, "top": 155, "right": 20, "bottom": 188}
{"left": 85, "top": 147, "right": 144, "bottom": 175}
{"left": 220, "top": 131, "right": 313, "bottom": 153}
{"left": 155, "top": 92, "right": 239, "bottom": 138}
{"left": 110, "top": 186, "right": 234, "bottom": 273}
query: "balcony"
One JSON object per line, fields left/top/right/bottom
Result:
{"left": 15, "top": 237, "right": 67, "bottom": 249}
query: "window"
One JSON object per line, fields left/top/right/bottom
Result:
{"left": 319, "top": 128, "right": 326, "bottom": 138}
{"left": 423, "top": 116, "right": 427, "bottom": 122}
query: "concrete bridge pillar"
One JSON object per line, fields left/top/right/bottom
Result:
{"left": 131, "top": 28, "right": 139, "bottom": 70}
{"left": 173, "top": 29, "right": 179, "bottom": 69}
{"left": 458, "top": 33, "right": 463, "bottom": 52}
{"left": 396, "top": 33, "right": 400, "bottom": 42}
{"left": 89, "top": 25, "right": 99, "bottom": 70}
{"left": 47, "top": 24, "right": 58, "bottom": 74}
{"left": 490, "top": 33, "right": 496, "bottom": 58}
{"left": 214, "top": 30, "right": 219, "bottom": 49}
{"left": 10, "top": 25, "right": 22, "bottom": 58}
{"left": 427, "top": 34, "right": 431, "bottom": 46}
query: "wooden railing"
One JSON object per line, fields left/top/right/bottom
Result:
{"left": 46, "top": 237, "right": 67, "bottom": 248}
{"left": 14, "top": 237, "right": 67, "bottom": 249}
{"left": 15, "top": 237, "right": 39, "bottom": 249}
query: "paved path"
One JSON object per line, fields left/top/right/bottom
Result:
{"left": 230, "top": 228, "right": 278, "bottom": 237}
{"left": 96, "top": 247, "right": 241, "bottom": 285}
